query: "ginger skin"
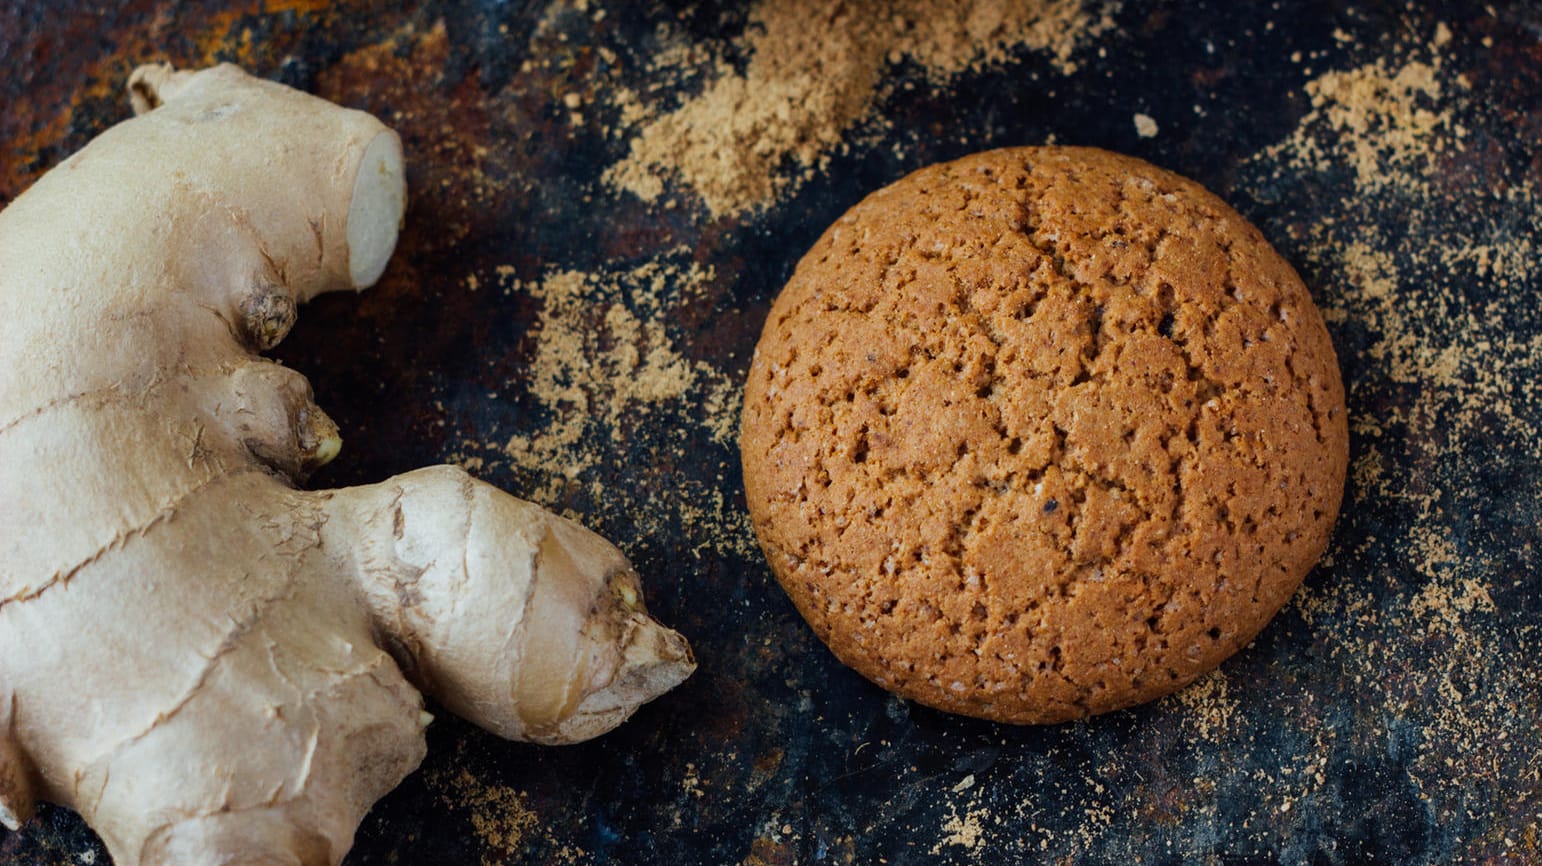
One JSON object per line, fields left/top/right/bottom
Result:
{"left": 0, "top": 64, "right": 694, "bottom": 865}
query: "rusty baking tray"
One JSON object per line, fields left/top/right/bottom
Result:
{"left": 2, "top": 1, "right": 1538, "bottom": 863}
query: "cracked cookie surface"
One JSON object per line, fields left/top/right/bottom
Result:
{"left": 740, "top": 146, "right": 1348, "bottom": 723}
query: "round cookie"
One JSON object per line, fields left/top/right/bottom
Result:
{"left": 740, "top": 146, "right": 1347, "bottom": 724}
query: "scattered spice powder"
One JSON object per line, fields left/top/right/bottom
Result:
{"left": 1170, "top": 669, "right": 1239, "bottom": 742}
{"left": 438, "top": 768, "right": 544, "bottom": 866}
{"left": 495, "top": 258, "right": 738, "bottom": 489}
{"left": 1260, "top": 56, "right": 1463, "bottom": 195}
{"left": 605, "top": 0, "right": 1119, "bottom": 217}
{"left": 1244, "top": 20, "right": 1540, "bottom": 814}
{"left": 932, "top": 796, "right": 989, "bottom": 853}
{"left": 446, "top": 255, "right": 755, "bottom": 561}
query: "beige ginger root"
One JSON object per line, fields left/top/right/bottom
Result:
{"left": 0, "top": 64, "right": 694, "bottom": 864}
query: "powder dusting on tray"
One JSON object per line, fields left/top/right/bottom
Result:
{"left": 605, "top": 0, "right": 1118, "bottom": 218}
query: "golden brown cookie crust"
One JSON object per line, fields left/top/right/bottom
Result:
{"left": 740, "top": 146, "right": 1348, "bottom": 724}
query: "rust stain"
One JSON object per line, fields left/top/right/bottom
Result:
{"left": 263, "top": 0, "right": 333, "bottom": 13}
{"left": 0, "top": 1, "right": 338, "bottom": 202}
{"left": 742, "top": 835, "right": 796, "bottom": 866}
{"left": 316, "top": 20, "right": 498, "bottom": 263}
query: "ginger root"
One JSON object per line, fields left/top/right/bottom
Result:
{"left": 0, "top": 64, "right": 694, "bottom": 865}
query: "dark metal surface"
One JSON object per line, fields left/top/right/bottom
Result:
{"left": 3, "top": 2, "right": 1540, "bottom": 864}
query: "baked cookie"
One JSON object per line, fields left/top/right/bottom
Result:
{"left": 740, "top": 146, "right": 1347, "bottom": 723}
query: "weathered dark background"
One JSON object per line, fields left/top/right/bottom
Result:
{"left": 2, "top": 1, "right": 1539, "bottom": 864}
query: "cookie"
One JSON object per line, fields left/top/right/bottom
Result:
{"left": 740, "top": 146, "right": 1348, "bottom": 723}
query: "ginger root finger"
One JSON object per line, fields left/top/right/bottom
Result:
{"left": 326, "top": 466, "right": 696, "bottom": 746}
{"left": 0, "top": 62, "right": 692, "bottom": 865}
